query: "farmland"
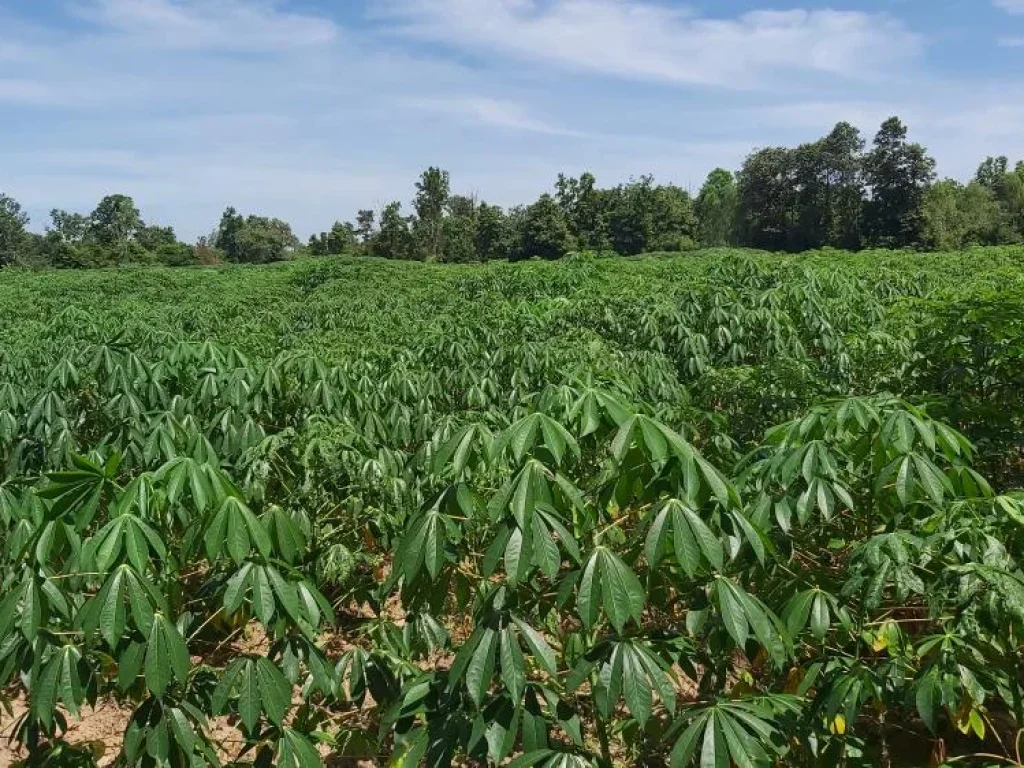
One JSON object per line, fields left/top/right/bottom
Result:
{"left": 1, "top": 247, "right": 1024, "bottom": 767}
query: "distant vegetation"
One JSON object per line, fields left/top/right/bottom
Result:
{"left": 2, "top": 116, "right": 1024, "bottom": 269}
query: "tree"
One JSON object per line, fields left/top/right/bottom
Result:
{"left": 373, "top": 202, "right": 416, "bottom": 260}
{"left": 975, "top": 156, "right": 1024, "bottom": 243}
{"left": 48, "top": 209, "right": 88, "bottom": 244}
{"left": 88, "top": 194, "right": 142, "bottom": 261}
{"left": 441, "top": 195, "right": 478, "bottom": 263}
{"left": 606, "top": 176, "right": 655, "bottom": 255}
{"left": 136, "top": 224, "right": 178, "bottom": 252}
{"left": 649, "top": 183, "right": 698, "bottom": 251}
{"left": 475, "top": 203, "right": 510, "bottom": 261}
{"left": 231, "top": 216, "right": 298, "bottom": 263}
{"left": 921, "top": 180, "right": 1000, "bottom": 250}
{"left": 0, "top": 192, "right": 29, "bottom": 266}
{"left": 736, "top": 148, "right": 796, "bottom": 250}
{"left": 975, "top": 156, "right": 1009, "bottom": 190}
{"left": 863, "top": 117, "right": 936, "bottom": 248}
{"left": 791, "top": 122, "right": 864, "bottom": 250}
{"left": 695, "top": 169, "right": 738, "bottom": 247}
{"left": 556, "top": 172, "right": 608, "bottom": 250}
{"left": 310, "top": 221, "right": 358, "bottom": 256}
{"left": 355, "top": 210, "right": 376, "bottom": 245}
{"left": 214, "top": 207, "right": 245, "bottom": 261}
{"left": 517, "top": 194, "right": 576, "bottom": 260}
{"left": 414, "top": 167, "right": 450, "bottom": 261}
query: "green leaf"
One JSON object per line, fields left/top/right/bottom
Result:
{"left": 500, "top": 626, "right": 526, "bottom": 702}
{"left": 716, "top": 580, "right": 748, "bottom": 649}
{"left": 512, "top": 616, "right": 558, "bottom": 677}
{"left": 466, "top": 628, "right": 498, "bottom": 706}
{"left": 599, "top": 549, "right": 645, "bottom": 633}
{"left": 256, "top": 657, "right": 292, "bottom": 726}
{"left": 278, "top": 728, "right": 323, "bottom": 768}
{"left": 145, "top": 613, "right": 190, "bottom": 697}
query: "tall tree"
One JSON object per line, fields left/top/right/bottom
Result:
{"left": 791, "top": 122, "right": 864, "bottom": 250}
{"left": 215, "top": 207, "right": 245, "bottom": 261}
{"left": 649, "top": 184, "right": 698, "bottom": 251}
{"left": 556, "top": 172, "right": 608, "bottom": 250}
{"left": 373, "top": 202, "right": 416, "bottom": 260}
{"left": 442, "top": 195, "right": 479, "bottom": 263}
{"left": 863, "top": 117, "right": 936, "bottom": 248}
{"left": 605, "top": 176, "right": 656, "bottom": 255}
{"left": 818, "top": 122, "right": 866, "bottom": 249}
{"left": 88, "top": 194, "right": 142, "bottom": 261}
{"left": 737, "top": 147, "right": 796, "bottom": 250}
{"left": 414, "top": 167, "right": 450, "bottom": 261}
{"left": 975, "top": 156, "right": 1024, "bottom": 242}
{"left": 516, "top": 194, "right": 576, "bottom": 261}
{"left": 355, "top": 210, "right": 376, "bottom": 245}
{"left": 475, "top": 203, "right": 509, "bottom": 261}
{"left": 48, "top": 209, "right": 88, "bottom": 244}
{"left": 0, "top": 193, "right": 29, "bottom": 266}
{"left": 695, "top": 169, "right": 738, "bottom": 247}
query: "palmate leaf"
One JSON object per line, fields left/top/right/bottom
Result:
{"left": 262, "top": 505, "right": 307, "bottom": 565}
{"left": 569, "top": 638, "right": 677, "bottom": 727}
{"left": 32, "top": 644, "right": 89, "bottom": 730}
{"left": 37, "top": 452, "right": 122, "bottom": 529}
{"left": 610, "top": 415, "right": 738, "bottom": 508}
{"left": 213, "top": 656, "right": 292, "bottom": 734}
{"left": 644, "top": 498, "right": 724, "bottom": 576}
{"left": 123, "top": 697, "right": 218, "bottom": 766}
{"left": 396, "top": 494, "right": 459, "bottom": 583}
{"left": 79, "top": 563, "right": 167, "bottom": 647}
{"left": 277, "top": 727, "right": 324, "bottom": 768}
{"left": 782, "top": 588, "right": 845, "bottom": 641}
{"left": 223, "top": 561, "right": 334, "bottom": 632}
{"left": 508, "top": 751, "right": 595, "bottom": 768}
{"left": 144, "top": 613, "right": 190, "bottom": 697}
{"left": 153, "top": 455, "right": 225, "bottom": 514}
{"left": 433, "top": 422, "right": 494, "bottom": 475}
{"left": 712, "top": 578, "right": 789, "bottom": 666}
{"left": 88, "top": 512, "right": 167, "bottom": 573}
{"left": 576, "top": 547, "right": 645, "bottom": 633}
{"left": 669, "top": 698, "right": 795, "bottom": 768}
{"left": 204, "top": 496, "right": 272, "bottom": 565}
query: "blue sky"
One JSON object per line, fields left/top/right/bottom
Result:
{"left": 2, "top": 0, "right": 1023, "bottom": 240}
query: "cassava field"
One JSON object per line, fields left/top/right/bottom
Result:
{"left": 1, "top": 247, "right": 1023, "bottom": 768}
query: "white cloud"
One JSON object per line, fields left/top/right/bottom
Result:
{"left": 77, "top": 0, "right": 338, "bottom": 51}
{"left": 1000, "top": 36, "right": 1024, "bottom": 46}
{"left": 400, "top": 96, "right": 589, "bottom": 137}
{"left": 994, "top": 0, "right": 1024, "bottom": 14}
{"left": 380, "top": 0, "right": 922, "bottom": 87}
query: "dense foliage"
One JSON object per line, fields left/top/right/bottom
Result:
{"left": 0, "top": 247, "right": 1022, "bottom": 766}
{"left": 4, "top": 118, "right": 1024, "bottom": 270}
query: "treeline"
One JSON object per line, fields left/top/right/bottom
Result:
{"left": 0, "top": 194, "right": 301, "bottom": 269}
{"left": 2, "top": 116, "right": 1023, "bottom": 268}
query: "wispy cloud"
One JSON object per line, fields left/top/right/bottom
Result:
{"left": 379, "top": 0, "right": 922, "bottom": 88}
{"left": 994, "top": 0, "right": 1024, "bottom": 14}
{"left": 400, "top": 96, "right": 590, "bottom": 137}
{"left": 1000, "top": 36, "right": 1024, "bottom": 46}
{"left": 75, "top": 0, "right": 339, "bottom": 51}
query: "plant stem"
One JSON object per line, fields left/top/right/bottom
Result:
{"left": 592, "top": 689, "right": 613, "bottom": 767}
